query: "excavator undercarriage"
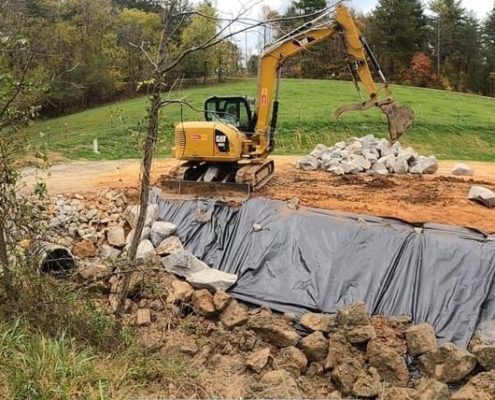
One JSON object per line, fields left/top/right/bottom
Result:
{"left": 160, "top": 159, "right": 275, "bottom": 199}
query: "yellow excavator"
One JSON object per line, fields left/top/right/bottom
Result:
{"left": 164, "top": 5, "right": 413, "bottom": 193}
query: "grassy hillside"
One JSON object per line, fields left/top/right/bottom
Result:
{"left": 25, "top": 79, "right": 495, "bottom": 161}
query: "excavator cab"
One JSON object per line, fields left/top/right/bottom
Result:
{"left": 204, "top": 96, "right": 257, "bottom": 133}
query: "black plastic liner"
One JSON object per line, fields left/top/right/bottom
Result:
{"left": 151, "top": 192, "right": 495, "bottom": 347}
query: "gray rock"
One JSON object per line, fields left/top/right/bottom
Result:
{"left": 399, "top": 146, "right": 417, "bottom": 162}
{"left": 125, "top": 204, "right": 159, "bottom": 229}
{"left": 161, "top": 250, "right": 237, "bottom": 292}
{"left": 252, "top": 223, "right": 262, "bottom": 232}
{"left": 327, "top": 166, "right": 345, "bottom": 176}
{"left": 410, "top": 156, "right": 439, "bottom": 174}
{"left": 150, "top": 221, "right": 176, "bottom": 246}
{"left": 310, "top": 144, "right": 328, "bottom": 159}
{"left": 363, "top": 149, "right": 379, "bottom": 163}
{"left": 136, "top": 239, "right": 155, "bottom": 261}
{"left": 452, "top": 163, "right": 474, "bottom": 176}
{"left": 99, "top": 244, "right": 121, "bottom": 259}
{"left": 155, "top": 235, "right": 183, "bottom": 256}
{"left": 468, "top": 186, "right": 495, "bottom": 208}
{"left": 125, "top": 227, "right": 151, "bottom": 246}
{"left": 341, "top": 160, "right": 361, "bottom": 174}
{"left": 377, "top": 138, "right": 393, "bottom": 157}
{"left": 372, "top": 160, "right": 389, "bottom": 175}
{"left": 297, "top": 155, "right": 320, "bottom": 171}
{"left": 346, "top": 140, "right": 364, "bottom": 155}
{"left": 394, "top": 157, "right": 409, "bottom": 174}
{"left": 106, "top": 226, "right": 125, "bottom": 248}
{"left": 187, "top": 269, "right": 238, "bottom": 292}
{"left": 349, "top": 154, "right": 371, "bottom": 171}
{"left": 335, "top": 141, "right": 346, "bottom": 149}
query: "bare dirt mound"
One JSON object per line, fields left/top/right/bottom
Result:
{"left": 257, "top": 163, "right": 495, "bottom": 232}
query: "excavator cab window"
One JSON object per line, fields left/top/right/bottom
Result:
{"left": 204, "top": 96, "right": 255, "bottom": 133}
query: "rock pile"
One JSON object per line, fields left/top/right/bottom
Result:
{"left": 297, "top": 135, "right": 439, "bottom": 176}
{"left": 74, "top": 248, "right": 495, "bottom": 400}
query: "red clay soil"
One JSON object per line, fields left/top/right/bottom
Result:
{"left": 22, "top": 156, "right": 495, "bottom": 232}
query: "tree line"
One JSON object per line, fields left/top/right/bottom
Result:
{"left": 259, "top": 0, "right": 495, "bottom": 97}
{"left": 3, "top": 0, "right": 495, "bottom": 120}
{"left": 0, "top": 0, "right": 241, "bottom": 117}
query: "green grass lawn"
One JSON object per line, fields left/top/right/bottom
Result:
{"left": 25, "top": 78, "right": 495, "bottom": 161}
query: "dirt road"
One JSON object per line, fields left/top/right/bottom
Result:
{"left": 22, "top": 156, "right": 495, "bottom": 232}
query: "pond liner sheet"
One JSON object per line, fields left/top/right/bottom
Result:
{"left": 151, "top": 191, "right": 495, "bottom": 348}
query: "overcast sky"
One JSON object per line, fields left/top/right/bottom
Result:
{"left": 211, "top": 0, "right": 495, "bottom": 56}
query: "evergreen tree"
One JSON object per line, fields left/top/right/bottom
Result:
{"left": 366, "top": 0, "right": 427, "bottom": 79}
{"left": 482, "top": 3, "right": 495, "bottom": 95}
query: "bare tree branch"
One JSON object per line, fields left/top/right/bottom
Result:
{"left": 0, "top": 53, "right": 33, "bottom": 120}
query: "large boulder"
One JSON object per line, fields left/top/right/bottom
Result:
{"left": 136, "top": 239, "right": 155, "bottom": 261}
{"left": 72, "top": 239, "right": 97, "bottom": 258}
{"left": 168, "top": 280, "right": 194, "bottom": 303}
{"left": 150, "top": 221, "right": 177, "bottom": 246}
{"left": 345, "top": 324, "right": 376, "bottom": 344}
{"left": 410, "top": 155, "right": 439, "bottom": 174}
{"left": 471, "top": 345, "right": 495, "bottom": 370}
{"left": 416, "top": 379, "right": 450, "bottom": 400}
{"left": 299, "top": 331, "right": 328, "bottom": 361}
{"left": 213, "top": 290, "right": 232, "bottom": 312}
{"left": 419, "top": 343, "right": 477, "bottom": 383}
{"left": 260, "top": 369, "right": 301, "bottom": 398}
{"left": 155, "top": 235, "right": 183, "bottom": 256}
{"left": 451, "top": 370, "right": 495, "bottom": 400}
{"left": 246, "top": 347, "right": 271, "bottom": 372}
{"left": 124, "top": 204, "right": 159, "bottom": 229}
{"left": 468, "top": 186, "right": 495, "bottom": 208}
{"left": 276, "top": 346, "right": 308, "bottom": 374}
{"left": 452, "top": 163, "right": 474, "bottom": 176}
{"left": 405, "top": 323, "right": 437, "bottom": 356}
{"left": 219, "top": 299, "right": 248, "bottom": 329}
{"left": 191, "top": 289, "right": 216, "bottom": 317}
{"left": 337, "top": 302, "right": 370, "bottom": 327}
{"left": 352, "top": 368, "right": 382, "bottom": 398}
{"left": 106, "top": 226, "right": 126, "bottom": 248}
{"left": 300, "top": 312, "right": 333, "bottom": 333}
{"left": 247, "top": 310, "right": 300, "bottom": 347}
{"left": 297, "top": 156, "right": 320, "bottom": 171}
{"left": 367, "top": 340, "right": 409, "bottom": 386}
{"left": 162, "top": 250, "right": 237, "bottom": 291}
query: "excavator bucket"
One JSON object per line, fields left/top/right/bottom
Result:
{"left": 333, "top": 100, "right": 414, "bottom": 143}
{"left": 380, "top": 102, "right": 415, "bottom": 143}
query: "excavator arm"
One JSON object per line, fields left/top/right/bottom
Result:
{"left": 255, "top": 4, "right": 413, "bottom": 151}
